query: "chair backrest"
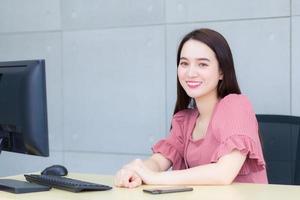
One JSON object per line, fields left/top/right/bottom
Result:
{"left": 256, "top": 114, "right": 300, "bottom": 185}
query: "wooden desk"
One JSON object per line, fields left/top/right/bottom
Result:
{"left": 1, "top": 173, "right": 300, "bottom": 200}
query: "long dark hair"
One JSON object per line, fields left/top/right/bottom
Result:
{"left": 174, "top": 28, "right": 241, "bottom": 115}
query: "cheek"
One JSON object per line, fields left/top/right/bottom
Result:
{"left": 177, "top": 67, "right": 185, "bottom": 80}
{"left": 207, "top": 70, "right": 221, "bottom": 85}
{"left": 177, "top": 68, "right": 187, "bottom": 87}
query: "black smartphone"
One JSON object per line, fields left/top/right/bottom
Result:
{"left": 143, "top": 186, "right": 193, "bottom": 194}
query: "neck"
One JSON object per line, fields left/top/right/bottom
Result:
{"left": 195, "top": 91, "right": 219, "bottom": 121}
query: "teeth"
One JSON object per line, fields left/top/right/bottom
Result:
{"left": 187, "top": 81, "right": 202, "bottom": 86}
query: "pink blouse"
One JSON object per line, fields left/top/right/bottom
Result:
{"left": 152, "top": 94, "right": 268, "bottom": 184}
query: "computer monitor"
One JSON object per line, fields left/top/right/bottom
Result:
{"left": 0, "top": 59, "right": 49, "bottom": 157}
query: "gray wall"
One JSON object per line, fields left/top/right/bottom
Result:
{"left": 0, "top": 0, "right": 299, "bottom": 176}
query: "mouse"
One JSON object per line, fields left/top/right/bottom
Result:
{"left": 41, "top": 165, "right": 68, "bottom": 176}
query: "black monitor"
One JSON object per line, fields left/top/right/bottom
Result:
{"left": 0, "top": 59, "right": 49, "bottom": 156}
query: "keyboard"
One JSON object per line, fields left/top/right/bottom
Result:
{"left": 24, "top": 174, "right": 112, "bottom": 193}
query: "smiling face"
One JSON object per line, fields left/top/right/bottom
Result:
{"left": 177, "top": 39, "right": 223, "bottom": 101}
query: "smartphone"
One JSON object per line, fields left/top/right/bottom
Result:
{"left": 143, "top": 186, "right": 193, "bottom": 194}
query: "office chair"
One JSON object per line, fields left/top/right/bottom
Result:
{"left": 256, "top": 114, "right": 300, "bottom": 185}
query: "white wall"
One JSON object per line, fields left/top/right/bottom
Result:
{"left": 0, "top": 0, "right": 299, "bottom": 176}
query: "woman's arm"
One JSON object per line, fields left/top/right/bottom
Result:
{"left": 143, "top": 153, "right": 172, "bottom": 172}
{"left": 114, "top": 153, "right": 172, "bottom": 188}
{"left": 131, "top": 150, "right": 246, "bottom": 185}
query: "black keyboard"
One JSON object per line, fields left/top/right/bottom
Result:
{"left": 24, "top": 174, "right": 112, "bottom": 193}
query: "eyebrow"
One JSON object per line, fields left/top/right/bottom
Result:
{"left": 180, "top": 57, "right": 210, "bottom": 62}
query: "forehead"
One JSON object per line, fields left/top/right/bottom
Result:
{"left": 180, "top": 39, "right": 216, "bottom": 60}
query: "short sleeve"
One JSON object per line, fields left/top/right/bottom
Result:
{"left": 152, "top": 110, "right": 189, "bottom": 170}
{"left": 210, "top": 94, "right": 266, "bottom": 175}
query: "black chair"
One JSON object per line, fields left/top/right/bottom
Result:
{"left": 256, "top": 114, "right": 300, "bottom": 185}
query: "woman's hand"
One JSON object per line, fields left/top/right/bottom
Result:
{"left": 114, "top": 167, "right": 142, "bottom": 188}
{"left": 114, "top": 158, "right": 162, "bottom": 188}
{"left": 127, "top": 159, "right": 160, "bottom": 185}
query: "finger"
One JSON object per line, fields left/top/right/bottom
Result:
{"left": 115, "top": 169, "right": 131, "bottom": 187}
{"left": 128, "top": 177, "right": 142, "bottom": 188}
{"left": 125, "top": 170, "right": 142, "bottom": 188}
{"left": 121, "top": 170, "right": 133, "bottom": 188}
{"left": 129, "top": 171, "right": 143, "bottom": 188}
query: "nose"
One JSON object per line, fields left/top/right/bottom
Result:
{"left": 186, "top": 64, "right": 198, "bottom": 77}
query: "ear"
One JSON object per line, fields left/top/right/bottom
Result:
{"left": 219, "top": 70, "right": 223, "bottom": 80}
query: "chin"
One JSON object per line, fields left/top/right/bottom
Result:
{"left": 185, "top": 91, "right": 204, "bottom": 99}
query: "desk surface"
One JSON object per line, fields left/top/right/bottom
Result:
{"left": 1, "top": 173, "right": 300, "bottom": 200}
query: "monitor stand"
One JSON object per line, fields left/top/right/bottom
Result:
{"left": 0, "top": 129, "right": 9, "bottom": 154}
{"left": 0, "top": 135, "right": 50, "bottom": 194}
{"left": 0, "top": 179, "right": 51, "bottom": 193}
{"left": 0, "top": 132, "right": 6, "bottom": 154}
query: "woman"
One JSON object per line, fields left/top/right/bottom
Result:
{"left": 114, "top": 28, "right": 268, "bottom": 188}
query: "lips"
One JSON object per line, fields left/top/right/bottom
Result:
{"left": 186, "top": 81, "right": 202, "bottom": 88}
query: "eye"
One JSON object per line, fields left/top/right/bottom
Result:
{"left": 179, "top": 61, "right": 189, "bottom": 67}
{"left": 198, "top": 63, "right": 208, "bottom": 67}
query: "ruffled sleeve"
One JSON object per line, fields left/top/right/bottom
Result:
{"left": 210, "top": 94, "right": 266, "bottom": 175}
{"left": 152, "top": 110, "right": 190, "bottom": 170}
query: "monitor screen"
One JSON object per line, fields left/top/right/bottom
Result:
{"left": 0, "top": 59, "right": 49, "bottom": 157}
